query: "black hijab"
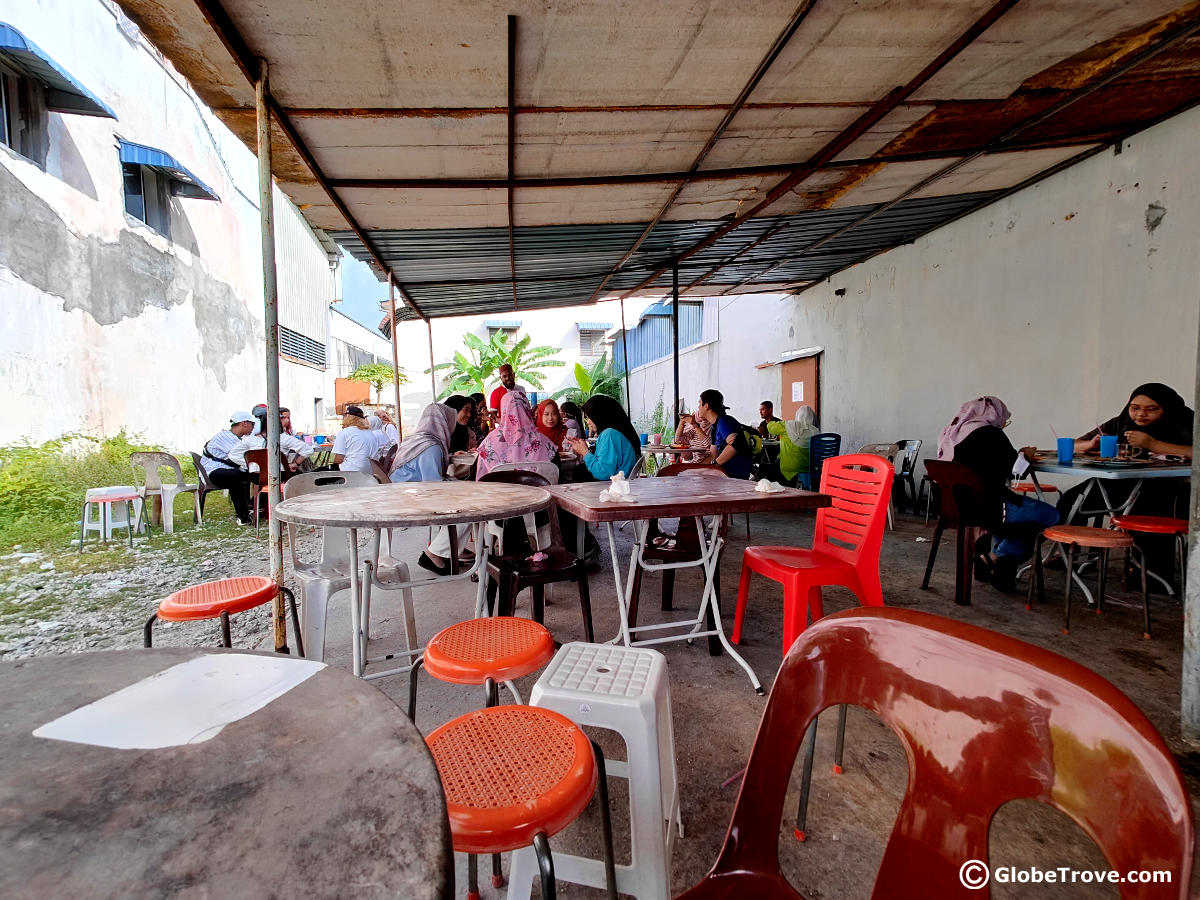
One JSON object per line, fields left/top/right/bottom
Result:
{"left": 443, "top": 394, "right": 473, "bottom": 452}
{"left": 582, "top": 395, "right": 640, "bottom": 458}
{"left": 1109, "top": 383, "right": 1193, "bottom": 446}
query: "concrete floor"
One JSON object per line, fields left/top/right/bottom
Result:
{"left": 314, "top": 509, "right": 1198, "bottom": 899}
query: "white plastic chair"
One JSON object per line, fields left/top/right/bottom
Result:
{"left": 857, "top": 442, "right": 900, "bottom": 530}
{"left": 284, "top": 471, "right": 416, "bottom": 662}
{"left": 130, "top": 452, "right": 201, "bottom": 534}
{"left": 485, "top": 461, "right": 560, "bottom": 555}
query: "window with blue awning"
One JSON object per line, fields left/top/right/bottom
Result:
{"left": 117, "top": 139, "right": 219, "bottom": 201}
{"left": 0, "top": 23, "right": 115, "bottom": 118}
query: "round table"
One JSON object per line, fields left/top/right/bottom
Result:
{"left": 0, "top": 649, "right": 451, "bottom": 899}
{"left": 275, "top": 481, "right": 552, "bottom": 678}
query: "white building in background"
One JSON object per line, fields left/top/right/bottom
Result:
{"left": 0, "top": 0, "right": 338, "bottom": 450}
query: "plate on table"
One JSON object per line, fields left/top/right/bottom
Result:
{"left": 449, "top": 451, "right": 478, "bottom": 465}
{"left": 1077, "top": 459, "right": 1150, "bottom": 469}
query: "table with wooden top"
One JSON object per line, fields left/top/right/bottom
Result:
{"left": 276, "top": 481, "right": 551, "bottom": 679}
{"left": 548, "top": 476, "right": 831, "bottom": 692}
{"left": 0, "top": 648, "right": 451, "bottom": 899}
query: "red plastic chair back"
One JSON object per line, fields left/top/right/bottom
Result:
{"left": 681, "top": 608, "right": 1194, "bottom": 900}
{"left": 812, "top": 454, "right": 894, "bottom": 567}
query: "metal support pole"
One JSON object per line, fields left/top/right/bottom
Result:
{"left": 1183, "top": 299, "right": 1200, "bottom": 743}
{"left": 256, "top": 59, "right": 287, "bottom": 654}
{"left": 619, "top": 298, "right": 631, "bottom": 413}
{"left": 671, "top": 265, "right": 680, "bottom": 424}
{"left": 387, "top": 270, "right": 404, "bottom": 438}
{"left": 427, "top": 317, "right": 437, "bottom": 402}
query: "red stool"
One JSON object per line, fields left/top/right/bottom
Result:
{"left": 1011, "top": 481, "right": 1057, "bottom": 496}
{"left": 426, "top": 705, "right": 617, "bottom": 900}
{"left": 1112, "top": 514, "right": 1188, "bottom": 598}
{"left": 144, "top": 575, "right": 303, "bottom": 653}
{"left": 1027, "top": 526, "right": 1145, "bottom": 637}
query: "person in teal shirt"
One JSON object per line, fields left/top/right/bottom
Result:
{"left": 563, "top": 395, "right": 640, "bottom": 560}
{"left": 568, "top": 395, "right": 640, "bottom": 479}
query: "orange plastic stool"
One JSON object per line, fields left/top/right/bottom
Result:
{"left": 426, "top": 705, "right": 616, "bottom": 900}
{"left": 1112, "top": 514, "right": 1188, "bottom": 601}
{"left": 409, "top": 617, "right": 554, "bottom": 716}
{"left": 1011, "top": 481, "right": 1057, "bottom": 495}
{"left": 1027, "top": 526, "right": 1144, "bottom": 638}
{"left": 144, "top": 575, "right": 303, "bottom": 653}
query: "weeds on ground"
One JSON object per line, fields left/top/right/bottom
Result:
{"left": 0, "top": 431, "right": 198, "bottom": 550}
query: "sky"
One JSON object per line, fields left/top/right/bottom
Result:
{"left": 335, "top": 249, "right": 388, "bottom": 332}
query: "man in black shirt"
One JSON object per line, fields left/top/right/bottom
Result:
{"left": 756, "top": 400, "right": 782, "bottom": 438}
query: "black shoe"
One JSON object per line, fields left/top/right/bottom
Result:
{"left": 418, "top": 553, "right": 450, "bottom": 577}
{"left": 974, "top": 554, "right": 995, "bottom": 583}
{"left": 991, "top": 556, "right": 1019, "bottom": 593}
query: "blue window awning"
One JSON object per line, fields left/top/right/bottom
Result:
{"left": 0, "top": 23, "right": 115, "bottom": 119}
{"left": 118, "top": 139, "right": 219, "bottom": 201}
{"left": 576, "top": 322, "right": 612, "bottom": 330}
{"left": 483, "top": 319, "right": 521, "bottom": 328}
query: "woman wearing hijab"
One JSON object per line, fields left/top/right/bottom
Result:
{"left": 567, "top": 395, "right": 640, "bottom": 481}
{"left": 560, "top": 400, "right": 587, "bottom": 440}
{"left": 1060, "top": 383, "right": 1193, "bottom": 578}
{"left": 442, "top": 395, "right": 478, "bottom": 452}
{"left": 476, "top": 392, "right": 557, "bottom": 479}
{"left": 938, "top": 396, "right": 1058, "bottom": 592}
{"left": 534, "top": 398, "right": 569, "bottom": 451}
{"left": 467, "top": 392, "right": 489, "bottom": 444}
{"left": 389, "top": 401, "right": 474, "bottom": 575}
{"left": 769, "top": 404, "right": 818, "bottom": 484}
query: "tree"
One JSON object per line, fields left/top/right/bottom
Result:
{"left": 552, "top": 353, "right": 624, "bottom": 405}
{"left": 349, "top": 361, "right": 409, "bottom": 405}
{"left": 428, "top": 331, "right": 564, "bottom": 400}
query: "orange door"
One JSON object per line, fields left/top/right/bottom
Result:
{"left": 780, "top": 355, "right": 820, "bottom": 422}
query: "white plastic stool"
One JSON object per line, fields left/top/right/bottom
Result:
{"left": 79, "top": 486, "right": 144, "bottom": 546}
{"left": 507, "top": 642, "right": 682, "bottom": 900}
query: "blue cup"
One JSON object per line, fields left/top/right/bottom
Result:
{"left": 639, "top": 432, "right": 649, "bottom": 445}
{"left": 1099, "top": 434, "right": 1118, "bottom": 458}
{"left": 1056, "top": 437, "right": 1074, "bottom": 464}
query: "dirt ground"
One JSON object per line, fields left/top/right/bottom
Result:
{"left": 3, "top": 499, "right": 1197, "bottom": 898}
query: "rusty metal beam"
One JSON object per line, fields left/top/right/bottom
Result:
{"left": 581, "top": 0, "right": 819, "bottom": 307}
{"left": 615, "top": 0, "right": 1022, "bottom": 300}
{"left": 189, "top": 0, "right": 428, "bottom": 319}
{"left": 722, "top": 8, "right": 1200, "bottom": 292}
{"left": 263, "top": 100, "right": 935, "bottom": 118}
{"left": 507, "top": 14, "right": 519, "bottom": 310}
{"left": 324, "top": 140, "right": 1099, "bottom": 191}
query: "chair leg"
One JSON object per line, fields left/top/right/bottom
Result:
{"left": 793, "top": 717, "right": 819, "bottom": 841}
{"left": 732, "top": 563, "right": 752, "bottom": 644}
{"left": 628, "top": 563, "right": 643, "bottom": 628}
{"left": 219, "top": 610, "right": 232, "bottom": 647}
{"left": 590, "top": 740, "right": 619, "bottom": 900}
{"left": 533, "top": 832, "right": 556, "bottom": 900}
{"left": 468, "top": 852, "right": 480, "bottom": 900}
{"left": 1062, "top": 544, "right": 1076, "bottom": 635}
{"left": 921, "top": 519, "right": 945, "bottom": 589}
{"left": 1137, "top": 546, "right": 1151, "bottom": 640}
{"left": 531, "top": 584, "right": 545, "bottom": 625}
{"left": 497, "top": 572, "right": 517, "bottom": 617}
{"left": 143, "top": 613, "right": 157, "bottom": 648}
{"left": 281, "top": 587, "right": 304, "bottom": 658}
{"left": 407, "top": 657, "right": 424, "bottom": 720}
{"left": 661, "top": 568, "right": 675, "bottom": 612}
{"left": 575, "top": 571, "right": 595, "bottom": 643}
{"left": 485, "top": 573, "right": 498, "bottom": 616}
{"left": 78, "top": 502, "right": 88, "bottom": 553}
{"left": 1096, "top": 548, "right": 1109, "bottom": 615}
{"left": 1026, "top": 535, "right": 1045, "bottom": 611}
{"left": 832, "top": 704, "right": 848, "bottom": 775}
{"left": 954, "top": 526, "right": 975, "bottom": 607}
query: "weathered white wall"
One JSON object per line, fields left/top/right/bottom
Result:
{"left": 0, "top": 0, "right": 334, "bottom": 448}
{"left": 627, "top": 104, "right": 1200, "bottom": 466}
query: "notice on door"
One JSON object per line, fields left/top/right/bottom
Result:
{"left": 791, "top": 382, "right": 803, "bottom": 402}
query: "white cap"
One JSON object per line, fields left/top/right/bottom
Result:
{"left": 230, "top": 410, "right": 255, "bottom": 424}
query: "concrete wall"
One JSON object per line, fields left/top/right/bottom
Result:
{"left": 0, "top": 0, "right": 335, "bottom": 448}
{"left": 627, "top": 103, "right": 1200, "bottom": 466}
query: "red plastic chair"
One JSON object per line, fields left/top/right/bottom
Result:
{"left": 734, "top": 454, "right": 894, "bottom": 656}
{"left": 677, "top": 607, "right": 1194, "bottom": 900}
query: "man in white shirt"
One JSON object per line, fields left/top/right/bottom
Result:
{"left": 229, "top": 405, "right": 315, "bottom": 473}
{"left": 200, "top": 411, "right": 258, "bottom": 524}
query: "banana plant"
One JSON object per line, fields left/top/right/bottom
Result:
{"left": 427, "top": 331, "right": 564, "bottom": 399}
{"left": 552, "top": 353, "right": 624, "bottom": 405}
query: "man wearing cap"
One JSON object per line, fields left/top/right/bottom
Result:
{"left": 228, "top": 404, "right": 315, "bottom": 474}
{"left": 488, "top": 364, "right": 526, "bottom": 415}
{"left": 200, "top": 412, "right": 258, "bottom": 524}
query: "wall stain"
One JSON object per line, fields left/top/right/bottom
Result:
{"left": 1145, "top": 201, "right": 1167, "bottom": 233}
{"left": 0, "top": 162, "right": 253, "bottom": 389}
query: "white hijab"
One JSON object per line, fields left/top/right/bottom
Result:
{"left": 785, "top": 405, "right": 819, "bottom": 446}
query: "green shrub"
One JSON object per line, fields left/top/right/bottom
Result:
{"left": 0, "top": 431, "right": 197, "bottom": 549}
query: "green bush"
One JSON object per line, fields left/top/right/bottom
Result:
{"left": 0, "top": 431, "right": 195, "bottom": 549}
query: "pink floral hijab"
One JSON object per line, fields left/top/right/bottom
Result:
{"left": 475, "top": 391, "right": 556, "bottom": 478}
{"left": 937, "top": 396, "right": 1011, "bottom": 459}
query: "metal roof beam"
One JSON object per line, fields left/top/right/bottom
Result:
{"left": 721, "top": 8, "right": 1200, "bottom": 293}
{"left": 507, "top": 14, "right": 518, "bottom": 310}
{"left": 616, "top": 0, "right": 1022, "bottom": 300}
{"left": 582, "top": 0, "right": 819, "bottom": 307}
{"left": 190, "top": 0, "right": 428, "bottom": 320}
